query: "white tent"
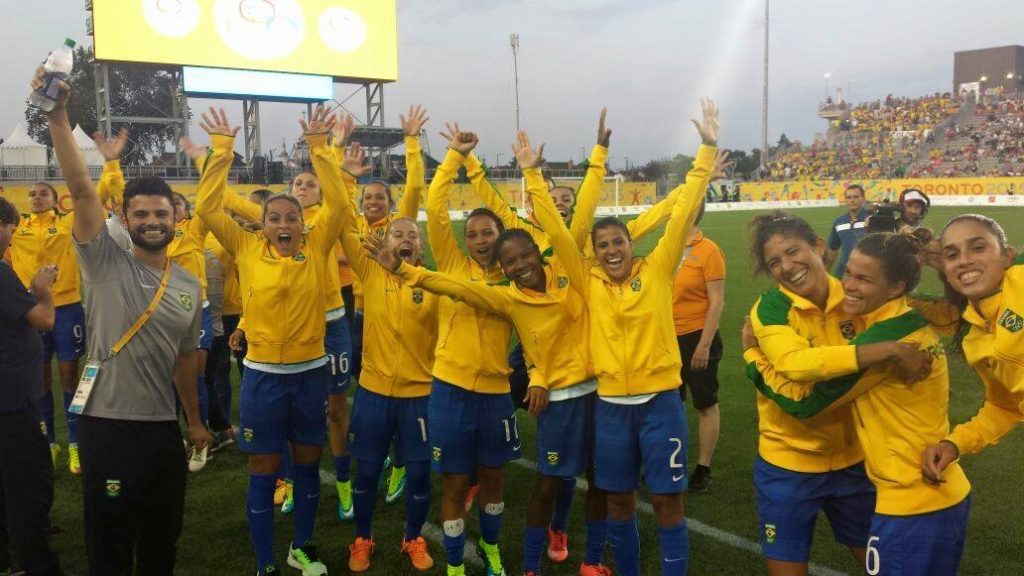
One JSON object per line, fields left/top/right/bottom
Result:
{"left": 72, "top": 125, "right": 105, "bottom": 166}
{"left": 0, "top": 123, "right": 48, "bottom": 166}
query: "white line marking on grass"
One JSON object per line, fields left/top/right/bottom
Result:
{"left": 512, "top": 458, "right": 848, "bottom": 576}
{"left": 318, "top": 468, "right": 484, "bottom": 571}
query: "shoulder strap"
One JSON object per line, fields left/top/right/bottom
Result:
{"left": 108, "top": 259, "right": 173, "bottom": 358}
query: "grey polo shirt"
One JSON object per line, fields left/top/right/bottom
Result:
{"left": 75, "top": 225, "right": 202, "bottom": 421}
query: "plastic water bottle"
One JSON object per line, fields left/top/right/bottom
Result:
{"left": 30, "top": 38, "right": 76, "bottom": 112}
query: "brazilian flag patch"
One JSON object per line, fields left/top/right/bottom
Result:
{"left": 105, "top": 479, "right": 122, "bottom": 499}
{"left": 998, "top": 309, "right": 1023, "bottom": 333}
{"left": 546, "top": 451, "right": 560, "bottom": 466}
{"left": 432, "top": 446, "right": 442, "bottom": 461}
{"left": 630, "top": 278, "right": 642, "bottom": 292}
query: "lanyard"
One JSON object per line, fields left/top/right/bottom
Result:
{"left": 105, "top": 258, "right": 172, "bottom": 360}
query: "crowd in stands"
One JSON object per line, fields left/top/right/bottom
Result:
{"left": 912, "top": 96, "right": 1024, "bottom": 177}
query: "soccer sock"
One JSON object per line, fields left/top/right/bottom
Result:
{"left": 62, "top": 391, "right": 79, "bottom": 444}
{"left": 247, "top": 473, "right": 276, "bottom": 568}
{"left": 291, "top": 462, "right": 320, "bottom": 547}
{"left": 551, "top": 476, "right": 577, "bottom": 532}
{"left": 403, "top": 461, "right": 431, "bottom": 540}
{"left": 608, "top": 516, "right": 640, "bottom": 576}
{"left": 522, "top": 525, "right": 547, "bottom": 573}
{"left": 442, "top": 518, "right": 466, "bottom": 567}
{"left": 334, "top": 455, "right": 352, "bottom": 483}
{"left": 479, "top": 501, "right": 504, "bottom": 545}
{"left": 584, "top": 519, "right": 609, "bottom": 566}
{"left": 279, "top": 444, "right": 293, "bottom": 482}
{"left": 354, "top": 459, "right": 383, "bottom": 539}
{"left": 40, "top": 390, "right": 56, "bottom": 443}
{"left": 392, "top": 438, "right": 406, "bottom": 468}
{"left": 196, "top": 374, "right": 209, "bottom": 425}
{"left": 657, "top": 521, "right": 689, "bottom": 574}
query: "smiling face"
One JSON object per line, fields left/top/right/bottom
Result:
{"left": 28, "top": 183, "right": 57, "bottom": 213}
{"left": 842, "top": 249, "right": 905, "bottom": 315}
{"left": 498, "top": 236, "right": 545, "bottom": 292}
{"left": 762, "top": 233, "right": 830, "bottom": 305}
{"left": 592, "top": 224, "right": 634, "bottom": 284}
{"left": 940, "top": 219, "right": 1014, "bottom": 303}
{"left": 465, "top": 214, "right": 501, "bottom": 267}
{"left": 290, "top": 172, "right": 321, "bottom": 209}
{"left": 386, "top": 218, "right": 421, "bottom": 265}
{"left": 263, "top": 197, "right": 304, "bottom": 257}
{"left": 125, "top": 194, "right": 175, "bottom": 252}
{"left": 361, "top": 182, "right": 391, "bottom": 224}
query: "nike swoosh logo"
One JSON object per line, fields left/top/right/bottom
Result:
{"left": 512, "top": 443, "right": 522, "bottom": 451}
{"left": 413, "top": 494, "right": 429, "bottom": 501}
{"left": 672, "top": 474, "right": 685, "bottom": 482}
{"left": 250, "top": 508, "right": 270, "bottom": 514}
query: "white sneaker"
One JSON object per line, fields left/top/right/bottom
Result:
{"left": 188, "top": 445, "right": 208, "bottom": 472}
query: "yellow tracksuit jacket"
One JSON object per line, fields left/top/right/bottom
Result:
{"left": 745, "top": 275, "right": 865, "bottom": 473}
{"left": 206, "top": 233, "right": 241, "bottom": 316}
{"left": 945, "top": 261, "right": 1024, "bottom": 455}
{"left": 746, "top": 298, "right": 971, "bottom": 515}
{"left": 197, "top": 133, "right": 344, "bottom": 364}
{"left": 530, "top": 144, "right": 715, "bottom": 398}
{"left": 424, "top": 149, "right": 513, "bottom": 393}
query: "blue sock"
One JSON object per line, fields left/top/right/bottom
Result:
{"left": 62, "top": 391, "right": 78, "bottom": 444}
{"left": 479, "top": 501, "right": 504, "bottom": 545}
{"left": 392, "top": 439, "right": 406, "bottom": 468}
{"left": 334, "top": 455, "right": 352, "bottom": 483}
{"left": 608, "top": 516, "right": 640, "bottom": 576}
{"left": 442, "top": 519, "right": 466, "bottom": 567}
{"left": 403, "top": 461, "right": 431, "bottom": 540}
{"left": 354, "top": 459, "right": 382, "bottom": 539}
{"left": 279, "top": 445, "right": 293, "bottom": 481}
{"left": 247, "top": 473, "right": 276, "bottom": 568}
{"left": 584, "top": 519, "right": 609, "bottom": 565}
{"left": 291, "top": 462, "right": 320, "bottom": 547}
{"left": 657, "top": 521, "right": 689, "bottom": 574}
{"left": 197, "top": 374, "right": 209, "bottom": 425}
{"left": 551, "top": 476, "right": 576, "bottom": 532}
{"left": 40, "top": 390, "right": 55, "bottom": 443}
{"left": 522, "top": 525, "right": 547, "bottom": 572}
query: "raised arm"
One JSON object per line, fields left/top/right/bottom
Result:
{"left": 515, "top": 132, "right": 590, "bottom": 298}
{"left": 426, "top": 129, "right": 473, "bottom": 272}
{"left": 397, "top": 105, "right": 429, "bottom": 219}
{"left": 36, "top": 72, "right": 103, "bottom": 242}
{"left": 647, "top": 99, "right": 720, "bottom": 275}
{"left": 336, "top": 143, "right": 374, "bottom": 279}
{"left": 181, "top": 136, "right": 262, "bottom": 222}
{"left": 194, "top": 109, "right": 245, "bottom": 256}
{"left": 302, "top": 106, "right": 346, "bottom": 255}
{"left": 566, "top": 108, "right": 611, "bottom": 248}
{"left": 464, "top": 133, "right": 543, "bottom": 243}
{"left": 386, "top": 260, "right": 511, "bottom": 318}
{"left": 92, "top": 129, "right": 129, "bottom": 208}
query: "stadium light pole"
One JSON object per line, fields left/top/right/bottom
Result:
{"left": 511, "top": 33, "right": 522, "bottom": 133}
{"left": 759, "top": 0, "right": 770, "bottom": 178}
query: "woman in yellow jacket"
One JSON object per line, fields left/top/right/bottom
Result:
{"left": 195, "top": 106, "right": 345, "bottom": 576}
{"left": 921, "top": 214, "right": 1024, "bottom": 484}
{"left": 745, "top": 231, "right": 971, "bottom": 576}
{"left": 744, "top": 212, "right": 932, "bottom": 576}
{"left": 6, "top": 130, "right": 124, "bottom": 473}
{"left": 336, "top": 145, "right": 439, "bottom": 574}
{"left": 523, "top": 98, "right": 718, "bottom": 576}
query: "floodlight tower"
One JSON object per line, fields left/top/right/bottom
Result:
{"left": 759, "top": 0, "right": 770, "bottom": 178}
{"left": 511, "top": 33, "right": 522, "bottom": 132}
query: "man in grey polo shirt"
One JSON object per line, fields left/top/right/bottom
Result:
{"left": 39, "top": 71, "right": 211, "bottom": 576}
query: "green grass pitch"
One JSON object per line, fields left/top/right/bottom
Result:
{"left": 44, "top": 206, "right": 1023, "bottom": 575}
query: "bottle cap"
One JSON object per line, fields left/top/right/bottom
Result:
{"left": 64, "top": 38, "right": 76, "bottom": 48}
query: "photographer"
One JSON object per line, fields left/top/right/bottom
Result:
{"left": 898, "top": 189, "right": 930, "bottom": 232}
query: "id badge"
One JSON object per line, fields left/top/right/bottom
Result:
{"left": 69, "top": 360, "right": 101, "bottom": 415}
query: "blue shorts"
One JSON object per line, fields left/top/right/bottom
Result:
{"left": 754, "top": 455, "right": 876, "bottom": 563}
{"left": 428, "top": 378, "right": 521, "bottom": 474}
{"left": 238, "top": 365, "right": 329, "bottom": 453}
{"left": 324, "top": 315, "right": 353, "bottom": 394}
{"left": 594, "top": 391, "right": 689, "bottom": 494}
{"left": 537, "top": 392, "right": 595, "bottom": 478}
{"left": 198, "top": 305, "right": 213, "bottom": 350}
{"left": 41, "top": 302, "right": 85, "bottom": 363}
{"left": 348, "top": 387, "right": 429, "bottom": 464}
{"left": 866, "top": 496, "right": 970, "bottom": 576}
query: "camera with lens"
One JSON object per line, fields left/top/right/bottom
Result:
{"left": 866, "top": 202, "right": 902, "bottom": 233}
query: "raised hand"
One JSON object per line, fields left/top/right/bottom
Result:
{"left": 331, "top": 112, "right": 356, "bottom": 148}
{"left": 179, "top": 136, "right": 209, "bottom": 161}
{"left": 512, "top": 131, "right": 545, "bottom": 169}
{"left": 361, "top": 231, "right": 401, "bottom": 272}
{"left": 596, "top": 107, "right": 612, "bottom": 147}
{"left": 92, "top": 128, "right": 130, "bottom": 162}
{"left": 342, "top": 142, "right": 371, "bottom": 177}
{"left": 31, "top": 66, "right": 70, "bottom": 116}
{"left": 691, "top": 97, "right": 720, "bottom": 146}
{"left": 711, "top": 150, "right": 734, "bottom": 180}
{"left": 440, "top": 122, "right": 479, "bottom": 155}
{"left": 198, "top": 107, "right": 240, "bottom": 137}
{"left": 400, "top": 104, "right": 429, "bottom": 137}
{"left": 299, "top": 104, "right": 336, "bottom": 135}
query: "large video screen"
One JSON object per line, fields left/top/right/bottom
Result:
{"left": 92, "top": 0, "right": 398, "bottom": 81}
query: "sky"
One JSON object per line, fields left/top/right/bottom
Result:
{"left": 0, "top": 0, "right": 1021, "bottom": 170}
